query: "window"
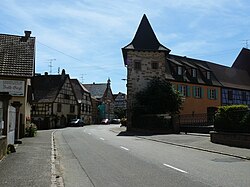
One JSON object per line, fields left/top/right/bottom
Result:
{"left": 193, "top": 86, "right": 202, "bottom": 98}
{"left": 64, "top": 94, "right": 70, "bottom": 99}
{"left": 206, "top": 71, "right": 211, "bottom": 79}
{"left": 242, "top": 91, "right": 247, "bottom": 101}
{"left": 134, "top": 60, "right": 141, "bottom": 70}
{"left": 151, "top": 62, "right": 159, "bottom": 69}
{"left": 70, "top": 105, "right": 75, "bottom": 113}
{"left": 81, "top": 104, "right": 85, "bottom": 112}
{"left": 208, "top": 89, "right": 217, "bottom": 100}
{"left": 192, "top": 69, "right": 197, "bottom": 78}
{"left": 178, "top": 85, "right": 190, "bottom": 97}
{"left": 228, "top": 90, "right": 233, "bottom": 100}
{"left": 177, "top": 66, "right": 182, "bottom": 75}
{"left": 57, "top": 103, "right": 62, "bottom": 112}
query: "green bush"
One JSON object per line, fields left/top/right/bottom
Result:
{"left": 120, "top": 118, "right": 127, "bottom": 127}
{"left": 25, "top": 123, "right": 37, "bottom": 137}
{"left": 214, "top": 105, "right": 250, "bottom": 133}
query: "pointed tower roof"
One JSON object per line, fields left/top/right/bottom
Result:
{"left": 122, "top": 14, "right": 170, "bottom": 65}
{"left": 232, "top": 48, "right": 250, "bottom": 74}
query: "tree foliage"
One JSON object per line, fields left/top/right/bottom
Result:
{"left": 134, "top": 78, "right": 183, "bottom": 115}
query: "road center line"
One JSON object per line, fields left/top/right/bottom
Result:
{"left": 100, "top": 138, "right": 105, "bottom": 140}
{"left": 120, "top": 146, "right": 129, "bottom": 151}
{"left": 163, "top": 163, "right": 188, "bottom": 174}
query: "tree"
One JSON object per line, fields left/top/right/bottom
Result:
{"left": 134, "top": 77, "right": 183, "bottom": 115}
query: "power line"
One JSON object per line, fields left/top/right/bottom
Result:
{"left": 37, "top": 41, "right": 83, "bottom": 62}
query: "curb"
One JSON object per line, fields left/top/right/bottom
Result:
{"left": 110, "top": 128, "right": 250, "bottom": 161}
{"left": 139, "top": 136, "right": 250, "bottom": 161}
{"left": 51, "top": 130, "right": 64, "bottom": 187}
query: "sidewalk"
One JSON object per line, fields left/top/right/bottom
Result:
{"left": 0, "top": 130, "right": 53, "bottom": 187}
{"left": 111, "top": 126, "right": 250, "bottom": 160}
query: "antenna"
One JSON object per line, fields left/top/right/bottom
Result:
{"left": 48, "top": 59, "right": 56, "bottom": 74}
{"left": 242, "top": 39, "right": 249, "bottom": 49}
{"left": 80, "top": 74, "right": 87, "bottom": 83}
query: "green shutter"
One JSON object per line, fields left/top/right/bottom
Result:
{"left": 215, "top": 88, "right": 218, "bottom": 99}
{"left": 186, "top": 85, "right": 190, "bottom": 97}
{"left": 208, "top": 89, "right": 211, "bottom": 99}
{"left": 193, "top": 86, "right": 196, "bottom": 97}
{"left": 201, "top": 87, "right": 203, "bottom": 98}
{"left": 177, "top": 84, "right": 181, "bottom": 92}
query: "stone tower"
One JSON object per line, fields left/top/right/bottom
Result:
{"left": 121, "top": 14, "right": 170, "bottom": 130}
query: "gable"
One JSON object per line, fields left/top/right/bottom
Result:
{"left": 232, "top": 48, "right": 250, "bottom": 75}
{"left": 32, "top": 74, "right": 70, "bottom": 103}
{"left": 55, "top": 78, "right": 77, "bottom": 104}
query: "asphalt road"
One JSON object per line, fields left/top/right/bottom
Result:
{"left": 55, "top": 125, "right": 250, "bottom": 187}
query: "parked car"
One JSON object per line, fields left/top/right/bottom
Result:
{"left": 111, "top": 119, "right": 121, "bottom": 124}
{"left": 101, "top": 119, "right": 109, "bottom": 124}
{"left": 69, "top": 119, "right": 84, "bottom": 127}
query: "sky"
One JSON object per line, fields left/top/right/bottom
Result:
{"left": 0, "top": 0, "right": 249, "bottom": 94}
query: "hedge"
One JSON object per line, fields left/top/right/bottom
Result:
{"left": 214, "top": 105, "right": 250, "bottom": 133}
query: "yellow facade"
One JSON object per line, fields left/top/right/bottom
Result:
{"left": 171, "top": 82, "right": 221, "bottom": 114}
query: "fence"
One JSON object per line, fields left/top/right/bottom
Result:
{"left": 175, "top": 113, "right": 215, "bottom": 133}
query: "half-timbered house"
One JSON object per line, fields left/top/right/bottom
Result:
{"left": 31, "top": 70, "right": 78, "bottom": 129}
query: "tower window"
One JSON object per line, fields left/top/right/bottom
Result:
{"left": 134, "top": 60, "right": 141, "bottom": 70}
{"left": 151, "top": 62, "right": 159, "bottom": 69}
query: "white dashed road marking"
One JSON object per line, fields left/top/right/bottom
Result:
{"left": 163, "top": 163, "right": 188, "bottom": 174}
{"left": 120, "top": 146, "right": 129, "bottom": 151}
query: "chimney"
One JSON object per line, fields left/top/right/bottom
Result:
{"left": 20, "top": 30, "right": 32, "bottom": 42}
{"left": 61, "top": 69, "right": 66, "bottom": 80}
{"left": 25, "top": 31, "right": 31, "bottom": 38}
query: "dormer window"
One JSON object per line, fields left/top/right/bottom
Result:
{"left": 177, "top": 66, "right": 182, "bottom": 75}
{"left": 192, "top": 69, "right": 197, "bottom": 78}
{"left": 206, "top": 71, "right": 211, "bottom": 79}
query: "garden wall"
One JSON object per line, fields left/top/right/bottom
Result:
{"left": 210, "top": 131, "right": 250, "bottom": 149}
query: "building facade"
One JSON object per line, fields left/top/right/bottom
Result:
{"left": 121, "top": 14, "right": 250, "bottom": 129}
{"left": 84, "top": 79, "right": 115, "bottom": 123}
{"left": 70, "top": 79, "right": 92, "bottom": 124}
{"left": 0, "top": 31, "right": 35, "bottom": 139}
{"left": 31, "top": 70, "right": 78, "bottom": 129}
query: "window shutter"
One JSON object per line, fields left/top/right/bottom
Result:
{"left": 201, "top": 87, "right": 204, "bottom": 98}
{"left": 193, "top": 86, "right": 196, "bottom": 97}
{"left": 207, "top": 89, "right": 211, "bottom": 99}
{"left": 215, "top": 89, "right": 218, "bottom": 99}
{"left": 186, "top": 85, "right": 190, "bottom": 97}
{"left": 177, "top": 85, "right": 181, "bottom": 92}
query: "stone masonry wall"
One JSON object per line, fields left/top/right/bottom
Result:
{"left": 126, "top": 50, "right": 166, "bottom": 128}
